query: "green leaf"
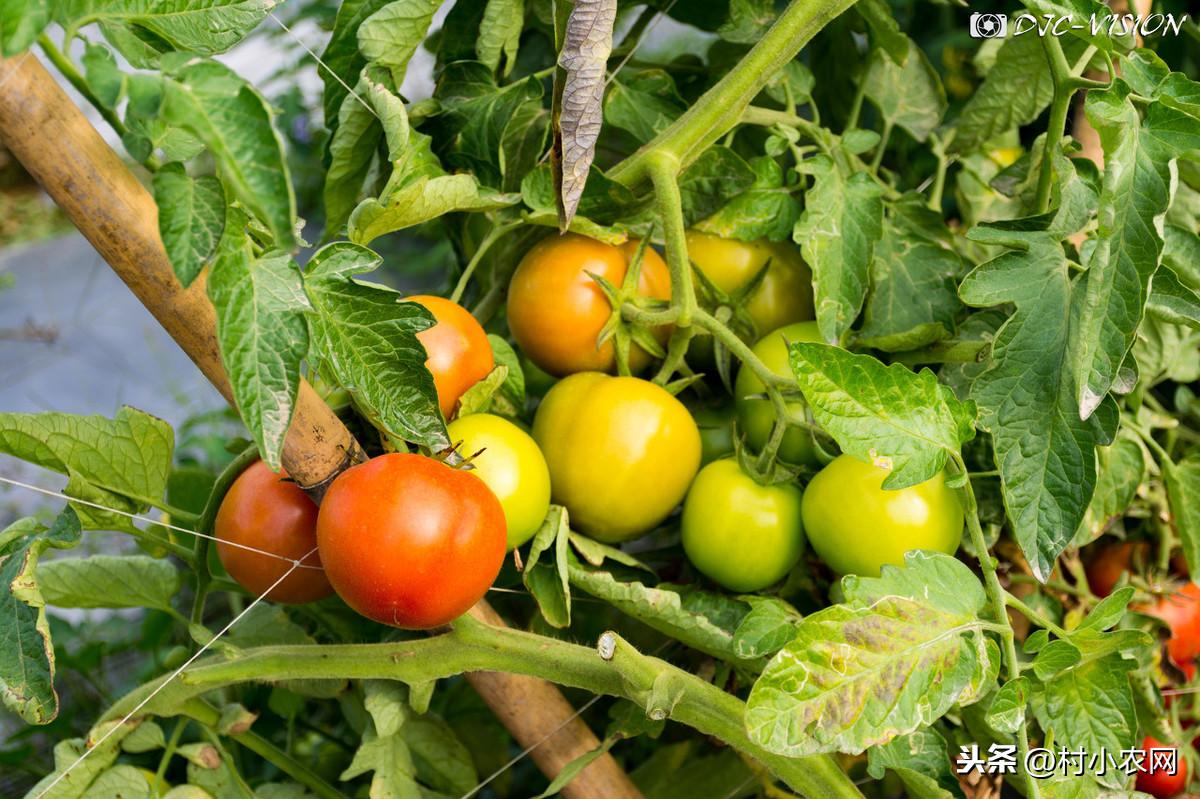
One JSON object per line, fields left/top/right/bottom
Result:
{"left": 80, "top": 765, "right": 151, "bottom": 799}
{"left": 986, "top": 676, "right": 1029, "bottom": 734}
{"left": 1, "top": 521, "right": 60, "bottom": 724}
{"left": 349, "top": 175, "right": 518, "bottom": 244}
{"left": 0, "top": 406, "right": 173, "bottom": 511}
{"left": 121, "top": 720, "right": 165, "bottom": 753}
{"left": 81, "top": 41, "right": 124, "bottom": 108}
{"left": 54, "top": 0, "right": 271, "bottom": 54}
{"left": 304, "top": 242, "right": 448, "bottom": 449}
{"left": 0, "top": 0, "right": 48, "bottom": 55}
{"left": 404, "top": 714, "right": 477, "bottom": 795}
{"left": 477, "top": 0, "right": 523, "bottom": 76}
{"left": 746, "top": 551, "right": 994, "bottom": 756}
{"left": 487, "top": 334, "right": 525, "bottom": 411}
{"left": 717, "top": 0, "right": 774, "bottom": 43}
{"left": 24, "top": 725, "right": 136, "bottom": 799}
{"left": 358, "top": 0, "right": 443, "bottom": 86}
{"left": 1032, "top": 639, "right": 1082, "bottom": 680}
{"left": 569, "top": 564, "right": 756, "bottom": 666}
{"left": 1073, "top": 85, "right": 1200, "bottom": 418}
{"left": 555, "top": 0, "right": 618, "bottom": 227}
{"left": 694, "top": 156, "right": 800, "bottom": 243}
{"left": 37, "top": 555, "right": 179, "bottom": 613}
{"left": 793, "top": 157, "right": 885, "bottom": 345}
{"left": 523, "top": 505, "right": 571, "bottom": 628}
{"left": 839, "top": 551, "right": 988, "bottom": 617}
{"left": 732, "top": 597, "right": 802, "bottom": 660}
{"left": 152, "top": 165, "right": 225, "bottom": 287}
{"left": 863, "top": 40, "right": 946, "bottom": 142}
{"left": 158, "top": 59, "right": 296, "bottom": 250}
{"left": 324, "top": 67, "right": 409, "bottom": 238}
{"left": 1148, "top": 264, "right": 1200, "bottom": 330}
{"left": 1167, "top": 454, "right": 1200, "bottom": 579}
{"left": 208, "top": 215, "right": 309, "bottom": 470}
{"left": 340, "top": 729, "right": 421, "bottom": 799}
{"left": 950, "top": 34, "right": 1057, "bottom": 154}
{"left": 531, "top": 738, "right": 616, "bottom": 798}
{"left": 1030, "top": 654, "right": 1138, "bottom": 787}
{"left": 1016, "top": 0, "right": 1125, "bottom": 52}
{"left": 857, "top": 196, "right": 964, "bottom": 351}
{"left": 856, "top": 0, "right": 907, "bottom": 64}
{"left": 788, "top": 342, "right": 976, "bottom": 489}
{"left": 320, "top": 0, "right": 391, "bottom": 127}
{"left": 604, "top": 69, "right": 685, "bottom": 144}
{"left": 1075, "top": 437, "right": 1144, "bottom": 544}
{"left": 1078, "top": 585, "right": 1134, "bottom": 632}
{"left": 866, "top": 726, "right": 964, "bottom": 799}
{"left": 959, "top": 226, "right": 1099, "bottom": 581}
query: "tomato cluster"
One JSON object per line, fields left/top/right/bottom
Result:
{"left": 214, "top": 232, "right": 966, "bottom": 626}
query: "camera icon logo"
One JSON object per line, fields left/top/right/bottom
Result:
{"left": 969, "top": 13, "right": 1008, "bottom": 38}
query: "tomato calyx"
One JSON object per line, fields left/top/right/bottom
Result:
{"left": 589, "top": 240, "right": 672, "bottom": 376}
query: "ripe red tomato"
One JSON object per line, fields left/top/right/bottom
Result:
{"left": 506, "top": 234, "right": 671, "bottom": 376}
{"left": 214, "top": 461, "right": 332, "bottom": 604}
{"left": 315, "top": 453, "right": 506, "bottom": 629}
{"left": 1139, "top": 582, "right": 1200, "bottom": 668}
{"left": 1085, "top": 540, "right": 1148, "bottom": 597}
{"left": 1137, "top": 735, "right": 1188, "bottom": 798}
{"left": 407, "top": 295, "right": 494, "bottom": 419}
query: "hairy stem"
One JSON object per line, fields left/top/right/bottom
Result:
{"left": 647, "top": 151, "right": 696, "bottom": 328}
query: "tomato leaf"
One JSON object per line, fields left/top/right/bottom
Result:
{"left": 1074, "top": 436, "right": 1144, "bottom": 545}
{"left": 604, "top": 70, "right": 686, "bottom": 145}
{"left": 694, "top": 156, "right": 800, "bottom": 243}
{"left": 1147, "top": 263, "right": 1200, "bottom": 331}
{"left": 717, "top": 0, "right": 775, "bottom": 44}
{"left": 866, "top": 726, "right": 965, "bottom": 799}
{"left": 863, "top": 39, "right": 946, "bottom": 143}
{"left": 152, "top": 164, "right": 225, "bottom": 287}
{"left": 986, "top": 677, "right": 1030, "bottom": 734}
{"left": 523, "top": 505, "right": 571, "bottom": 628}
{"left": 349, "top": 175, "right": 518, "bottom": 245}
{"left": 959, "top": 224, "right": 1100, "bottom": 581}
{"left": 357, "top": 0, "right": 443, "bottom": 86}
{"left": 54, "top": 0, "right": 272, "bottom": 55}
{"left": 25, "top": 725, "right": 139, "bottom": 798}
{"left": 477, "top": 0, "right": 523, "bottom": 77}
{"left": 340, "top": 729, "right": 421, "bottom": 799}
{"left": 950, "top": 34, "right": 1059, "bottom": 154}
{"left": 1166, "top": 454, "right": 1200, "bottom": 579}
{"left": 157, "top": 58, "right": 297, "bottom": 250}
{"left": 746, "top": 552, "right": 995, "bottom": 757}
{"left": 0, "top": 0, "right": 48, "bottom": 55}
{"left": 319, "top": 0, "right": 392, "bottom": 128}
{"left": 1073, "top": 84, "right": 1200, "bottom": 419}
{"left": 303, "top": 242, "right": 448, "bottom": 450}
{"left": 855, "top": 0, "right": 907, "bottom": 65}
{"left": 732, "top": 597, "right": 802, "bottom": 660}
{"left": 793, "top": 157, "right": 884, "bottom": 345}
{"left": 788, "top": 342, "right": 976, "bottom": 489}
{"left": 554, "top": 0, "right": 617, "bottom": 228}
{"left": 37, "top": 555, "right": 179, "bottom": 614}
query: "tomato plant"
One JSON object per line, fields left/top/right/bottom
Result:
{"left": 315, "top": 453, "right": 507, "bottom": 629}
{"left": 1137, "top": 736, "right": 1189, "bottom": 798}
{"left": 2, "top": 0, "right": 1200, "bottom": 797}
{"left": 214, "top": 459, "right": 332, "bottom": 604}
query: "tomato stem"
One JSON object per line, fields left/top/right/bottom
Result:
{"left": 449, "top": 219, "right": 522, "bottom": 305}
{"left": 1003, "top": 591, "right": 1069, "bottom": 638}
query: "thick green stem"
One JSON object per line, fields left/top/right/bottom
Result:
{"left": 104, "top": 616, "right": 862, "bottom": 799}
{"left": 608, "top": 0, "right": 857, "bottom": 186}
{"left": 449, "top": 220, "right": 520, "bottom": 305}
{"left": 1004, "top": 591, "right": 1069, "bottom": 638}
{"left": 955, "top": 456, "right": 1040, "bottom": 799}
{"left": 647, "top": 152, "right": 696, "bottom": 328}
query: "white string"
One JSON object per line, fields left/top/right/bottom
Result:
{"left": 0, "top": 474, "right": 325, "bottom": 569}
{"left": 605, "top": 0, "right": 680, "bottom": 88}
{"left": 266, "top": 10, "right": 378, "bottom": 119}
{"left": 32, "top": 548, "right": 316, "bottom": 799}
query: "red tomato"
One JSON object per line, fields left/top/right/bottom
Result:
{"left": 1139, "top": 583, "right": 1200, "bottom": 668}
{"left": 1137, "top": 735, "right": 1188, "bottom": 798}
{"left": 214, "top": 461, "right": 332, "bottom": 604}
{"left": 1085, "top": 540, "right": 1148, "bottom": 597}
{"left": 407, "top": 295, "right": 494, "bottom": 418}
{"left": 315, "top": 453, "right": 506, "bottom": 629}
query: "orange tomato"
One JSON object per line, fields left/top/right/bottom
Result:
{"left": 407, "top": 295, "right": 493, "bottom": 418}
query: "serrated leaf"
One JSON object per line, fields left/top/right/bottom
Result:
{"left": 209, "top": 216, "right": 309, "bottom": 470}
{"left": 858, "top": 196, "right": 963, "bottom": 352}
{"left": 1030, "top": 654, "right": 1137, "bottom": 787}
{"left": 1073, "top": 84, "right": 1200, "bottom": 419}
{"left": 80, "top": 765, "right": 151, "bottom": 799}
{"left": 1148, "top": 264, "right": 1200, "bottom": 330}
{"left": 960, "top": 226, "right": 1099, "bottom": 581}
{"left": 158, "top": 59, "right": 295, "bottom": 250}
{"left": 455, "top": 365, "right": 509, "bottom": 418}
{"left": 866, "top": 726, "right": 964, "bottom": 799}
{"left": 81, "top": 41, "right": 124, "bottom": 108}
{"left": 320, "top": 0, "right": 392, "bottom": 127}
{"left": 694, "top": 156, "right": 800, "bottom": 242}
{"left": 24, "top": 726, "right": 136, "bottom": 799}
{"left": 0, "top": 406, "right": 173, "bottom": 511}
{"left": 477, "top": 0, "right": 523, "bottom": 76}
{"left": 1, "top": 526, "right": 58, "bottom": 724}
{"left": 304, "top": 243, "right": 448, "bottom": 449}
{"left": 153, "top": 165, "right": 225, "bottom": 287}
{"left": 554, "top": 0, "right": 617, "bottom": 227}
{"left": 522, "top": 505, "right": 571, "bottom": 628}
{"left": 1, "top": 0, "right": 48, "bottom": 55}
{"left": 37, "top": 555, "right": 179, "bottom": 613}
{"left": 746, "top": 560, "right": 992, "bottom": 756}
{"left": 349, "top": 175, "right": 518, "bottom": 245}
{"left": 1075, "top": 437, "right": 1145, "bottom": 544}
{"left": 793, "top": 157, "right": 884, "bottom": 345}
{"left": 341, "top": 730, "right": 421, "bottom": 799}
{"left": 604, "top": 69, "right": 685, "bottom": 144}
{"left": 863, "top": 40, "right": 946, "bottom": 142}
{"left": 1032, "top": 639, "right": 1082, "bottom": 680}
{"left": 732, "top": 597, "right": 802, "bottom": 659}
{"left": 986, "top": 677, "right": 1029, "bottom": 734}
{"left": 717, "top": 0, "right": 774, "bottom": 43}
{"left": 1017, "top": 0, "right": 1124, "bottom": 52}
{"left": 404, "top": 714, "right": 477, "bottom": 795}
{"left": 54, "top": 0, "right": 272, "bottom": 54}
{"left": 840, "top": 552, "right": 988, "bottom": 617}
{"left": 788, "top": 342, "right": 976, "bottom": 489}
{"left": 358, "top": 0, "right": 442, "bottom": 86}
{"left": 1079, "top": 586, "right": 1134, "bottom": 633}
{"left": 674, "top": 146, "right": 758, "bottom": 227}
{"left": 364, "top": 680, "right": 408, "bottom": 738}
{"left": 487, "top": 334, "right": 524, "bottom": 410}
{"left": 856, "top": 0, "right": 907, "bottom": 64}
{"left": 950, "top": 34, "right": 1059, "bottom": 154}
{"left": 1167, "top": 454, "right": 1200, "bottom": 579}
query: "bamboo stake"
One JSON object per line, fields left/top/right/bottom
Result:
{"left": 0, "top": 52, "right": 643, "bottom": 799}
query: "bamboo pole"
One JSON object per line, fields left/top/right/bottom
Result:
{"left": 0, "top": 51, "right": 643, "bottom": 799}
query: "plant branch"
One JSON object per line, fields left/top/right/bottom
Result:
{"left": 104, "top": 616, "right": 863, "bottom": 799}
{"left": 646, "top": 151, "right": 696, "bottom": 328}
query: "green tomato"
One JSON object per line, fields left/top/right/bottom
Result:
{"left": 734, "top": 321, "right": 823, "bottom": 466}
{"left": 447, "top": 413, "right": 551, "bottom": 549}
{"left": 801, "top": 454, "right": 964, "bottom": 576}
{"left": 689, "top": 401, "right": 736, "bottom": 466}
{"left": 681, "top": 459, "right": 805, "bottom": 592}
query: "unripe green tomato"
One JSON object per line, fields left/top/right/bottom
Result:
{"left": 533, "top": 372, "right": 701, "bottom": 542}
{"left": 447, "top": 413, "right": 551, "bottom": 549}
{"left": 802, "top": 455, "right": 964, "bottom": 576}
{"left": 689, "top": 401, "right": 736, "bottom": 466}
{"left": 681, "top": 459, "right": 805, "bottom": 592}
{"left": 734, "top": 321, "right": 823, "bottom": 466}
